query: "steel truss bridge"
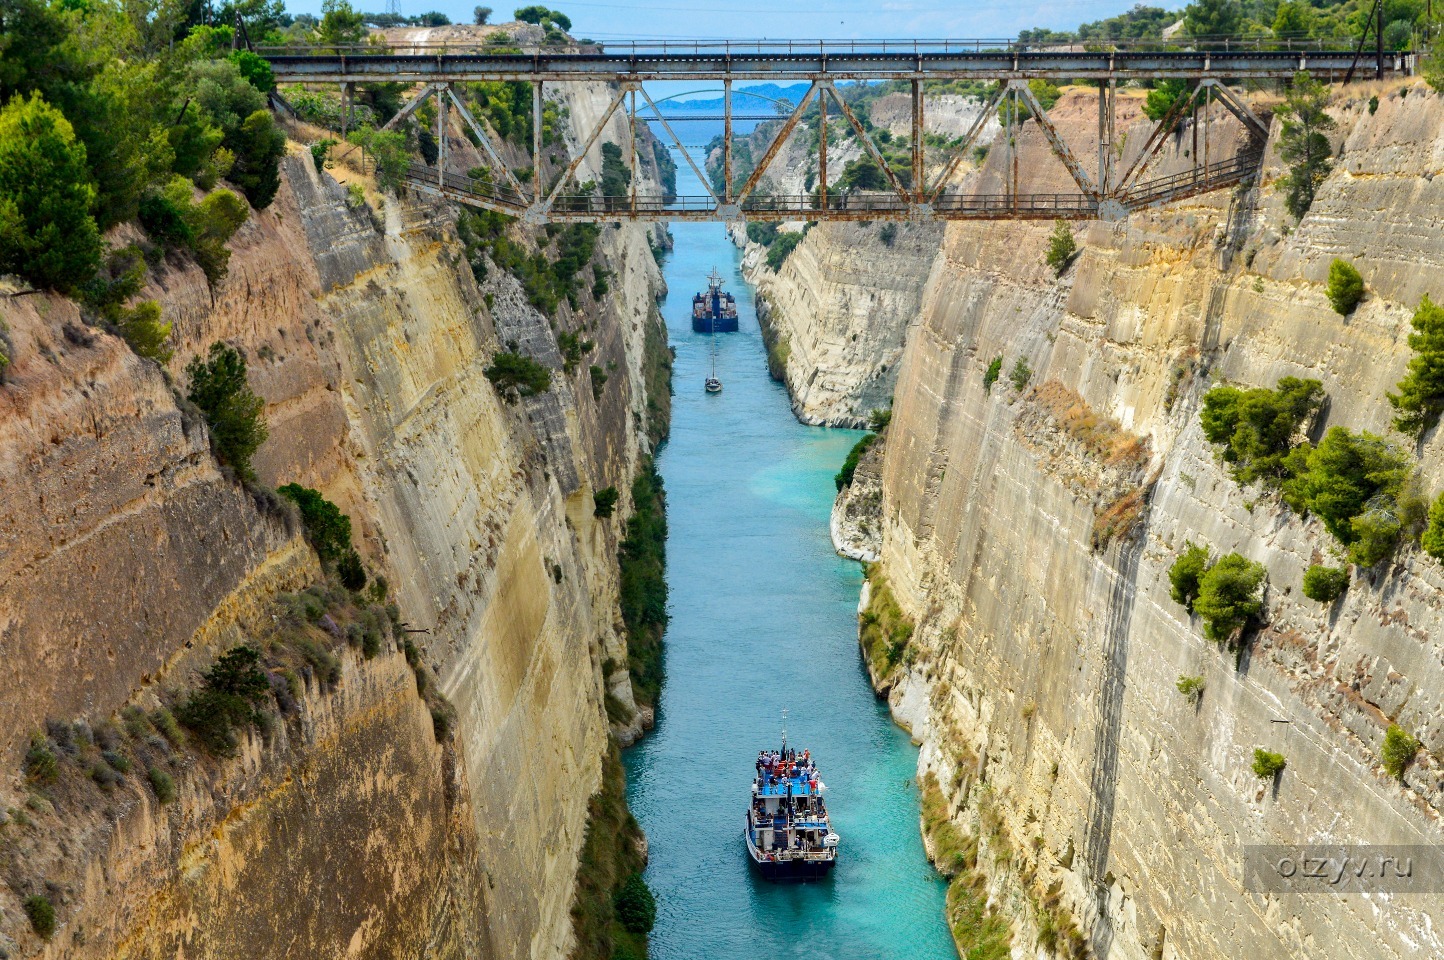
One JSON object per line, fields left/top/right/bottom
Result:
{"left": 266, "top": 41, "right": 1413, "bottom": 224}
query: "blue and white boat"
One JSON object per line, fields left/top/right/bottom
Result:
{"left": 745, "top": 726, "right": 839, "bottom": 881}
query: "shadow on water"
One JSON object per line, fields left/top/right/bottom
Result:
{"left": 622, "top": 146, "right": 956, "bottom": 960}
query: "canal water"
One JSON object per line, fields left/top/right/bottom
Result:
{"left": 622, "top": 144, "right": 956, "bottom": 959}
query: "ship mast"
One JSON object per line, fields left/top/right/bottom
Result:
{"left": 781, "top": 706, "right": 787, "bottom": 756}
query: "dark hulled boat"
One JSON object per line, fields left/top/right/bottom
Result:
{"left": 744, "top": 733, "right": 839, "bottom": 881}
{"left": 692, "top": 268, "right": 739, "bottom": 333}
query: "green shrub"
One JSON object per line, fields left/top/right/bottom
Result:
{"left": 765, "top": 231, "right": 804, "bottom": 272}
{"left": 835, "top": 433, "right": 877, "bottom": 491}
{"left": 1044, "top": 218, "right": 1077, "bottom": 275}
{"left": 1301, "top": 564, "right": 1348, "bottom": 602}
{"left": 0, "top": 92, "right": 102, "bottom": 293}
{"left": 878, "top": 222, "right": 898, "bottom": 246}
{"left": 148, "top": 765, "right": 177, "bottom": 804}
{"left": 594, "top": 486, "right": 620, "bottom": 518}
{"left": 983, "top": 356, "right": 1002, "bottom": 393}
{"left": 1010, "top": 357, "right": 1032, "bottom": 392}
{"left": 1194, "top": 552, "right": 1266, "bottom": 642}
{"left": 612, "top": 873, "right": 656, "bottom": 934}
{"left": 1381, "top": 725, "right": 1420, "bottom": 779}
{"left": 278, "top": 484, "right": 354, "bottom": 565}
{"left": 485, "top": 351, "right": 552, "bottom": 401}
{"left": 1200, "top": 377, "right": 1323, "bottom": 487}
{"left": 1252, "top": 748, "right": 1287, "bottom": 778}
{"left": 1387, "top": 295, "right": 1444, "bottom": 438}
{"left": 347, "top": 126, "right": 410, "bottom": 192}
{"left": 228, "top": 50, "right": 274, "bottom": 93}
{"left": 176, "top": 646, "right": 271, "bottom": 756}
{"left": 746, "top": 221, "right": 779, "bottom": 246}
{"left": 1326, "top": 259, "right": 1364, "bottom": 315}
{"left": 1282, "top": 428, "right": 1412, "bottom": 565}
{"left": 24, "top": 894, "right": 55, "bottom": 940}
{"left": 24, "top": 735, "right": 59, "bottom": 784}
{"left": 1175, "top": 675, "right": 1205, "bottom": 700}
{"left": 337, "top": 550, "right": 367, "bottom": 591}
{"left": 310, "top": 138, "right": 338, "bottom": 172}
{"left": 1168, "top": 542, "right": 1211, "bottom": 612}
{"left": 187, "top": 342, "right": 269, "bottom": 482}
{"left": 151, "top": 708, "right": 186, "bottom": 746}
{"left": 869, "top": 407, "right": 892, "bottom": 431}
{"left": 1143, "top": 78, "right": 1190, "bottom": 122}
{"left": 1368, "top": 95, "right": 1379, "bottom": 115}
{"left": 115, "top": 300, "right": 174, "bottom": 364}
{"left": 1277, "top": 71, "right": 1334, "bottom": 220}
{"left": 619, "top": 460, "right": 667, "bottom": 708}
{"left": 1423, "top": 491, "right": 1444, "bottom": 561}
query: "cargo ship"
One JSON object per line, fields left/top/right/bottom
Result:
{"left": 744, "top": 728, "right": 839, "bottom": 881}
{"left": 692, "top": 268, "right": 739, "bottom": 333}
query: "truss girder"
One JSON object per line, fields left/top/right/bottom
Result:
{"left": 324, "top": 70, "right": 1274, "bottom": 225}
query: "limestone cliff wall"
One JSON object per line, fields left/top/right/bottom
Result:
{"left": 800, "top": 83, "right": 1444, "bottom": 959}
{"left": 1, "top": 73, "right": 667, "bottom": 960}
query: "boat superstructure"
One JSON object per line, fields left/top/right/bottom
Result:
{"left": 692, "top": 268, "right": 739, "bottom": 333}
{"left": 745, "top": 730, "right": 838, "bottom": 881}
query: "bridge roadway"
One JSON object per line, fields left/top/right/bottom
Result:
{"left": 266, "top": 40, "right": 1412, "bottom": 83}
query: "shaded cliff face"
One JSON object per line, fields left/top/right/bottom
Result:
{"left": 1, "top": 76, "right": 667, "bottom": 959}
{"left": 787, "top": 84, "right": 1444, "bottom": 958}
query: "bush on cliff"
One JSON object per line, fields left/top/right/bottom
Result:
{"left": 983, "top": 356, "right": 1003, "bottom": 393}
{"left": 24, "top": 895, "right": 55, "bottom": 940}
{"left": 613, "top": 873, "right": 656, "bottom": 934}
{"left": 1301, "top": 564, "right": 1348, "bottom": 603}
{"left": 620, "top": 460, "right": 667, "bottom": 708}
{"left": 1277, "top": 71, "right": 1335, "bottom": 220}
{"left": 594, "top": 485, "right": 620, "bottom": 518}
{"left": 1381, "top": 725, "right": 1421, "bottom": 779}
{"left": 0, "top": 93, "right": 102, "bottom": 293}
{"left": 187, "top": 342, "right": 269, "bottom": 482}
{"left": 1326, "top": 259, "right": 1364, "bottom": 315}
{"left": 485, "top": 350, "right": 552, "bottom": 401}
{"left": 277, "top": 483, "right": 363, "bottom": 581}
{"left": 1387, "top": 295, "right": 1444, "bottom": 439}
{"left": 1044, "top": 218, "right": 1077, "bottom": 275}
{"left": 1281, "top": 428, "right": 1416, "bottom": 566}
{"left": 1193, "top": 552, "right": 1266, "bottom": 642}
{"left": 1200, "top": 376, "right": 1323, "bottom": 488}
{"left": 1168, "top": 542, "right": 1211, "bottom": 612}
{"left": 1252, "top": 748, "right": 1286, "bottom": 779}
{"left": 835, "top": 433, "right": 877, "bottom": 491}
{"left": 765, "top": 230, "right": 804, "bottom": 272}
{"left": 1423, "top": 491, "right": 1444, "bottom": 561}
{"left": 175, "top": 645, "right": 272, "bottom": 755}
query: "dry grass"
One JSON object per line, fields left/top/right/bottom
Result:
{"left": 1092, "top": 485, "right": 1147, "bottom": 549}
{"left": 1029, "top": 381, "right": 1150, "bottom": 473}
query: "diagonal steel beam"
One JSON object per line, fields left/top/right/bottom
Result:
{"left": 1012, "top": 79, "right": 1097, "bottom": 200}
{"left": 639, "top": 86, "right": 719, "bottom": 205}
{"left": 1114, "top": 82, "right": 1203, "bottom": 195}
{"left": 736, "top": 82, "right": 818, "bottom": 204}
{"left": 544, "top": 82, "right": 631, "bottom": 211}
{"left": 926, "top": 82, "right": 1004, "bottom": 201}
{"left": 379, "top": 82, "right": 438, "bottom": 132}
{"left": 1202, "top": 80, "right": 1269, "bottom": 141}
{"left": 822, "top": 80, "right": 912, "bottom": 205}
{"left": 911, "top": 80, "right": 924, "bottom": 201}
{"left": 444, "top": 85, "right": 531, "bottom": 202}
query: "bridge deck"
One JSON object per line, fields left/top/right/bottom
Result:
{"left": 266, "top": 44, "right": 1411, "bottom": 83}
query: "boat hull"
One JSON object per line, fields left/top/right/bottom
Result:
{"left": 744, "top": 826, "right": 836, "bottom": 882}
{"left": 692, "top": 315, "right": 739, "bottom": 333}
{"left": 750, "top": 855, "right": 835, "bottom": 882}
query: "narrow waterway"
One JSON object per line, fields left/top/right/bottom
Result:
{"left": 623, "top": 146, "right": 956, "bottom": 959}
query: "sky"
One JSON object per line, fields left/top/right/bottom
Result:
{"left": 288, "top": 0, "right": 1161, "bottom": 43}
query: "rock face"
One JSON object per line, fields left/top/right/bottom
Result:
{"left": 0, "top": 77, "right": 667, "bottom": 960}
{"left": 786, "top": 84, "right": 1444, "bottom": 958}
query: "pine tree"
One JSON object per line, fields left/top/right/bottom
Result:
{"left": 1387, "top": 296, "right": 1444, "bottom": 438}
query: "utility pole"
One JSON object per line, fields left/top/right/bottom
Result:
{"left": 1377, "top": 0, "right": 1386, "bottom": 80}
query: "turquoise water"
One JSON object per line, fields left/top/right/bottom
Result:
{"left": 623, "top": 148, "right": 956, "bottom": 959}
